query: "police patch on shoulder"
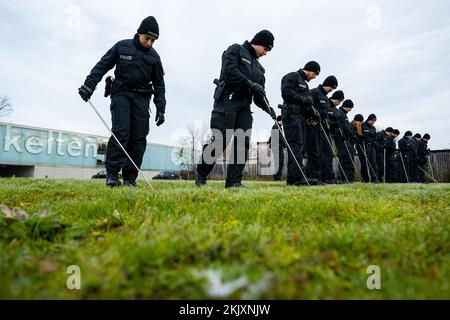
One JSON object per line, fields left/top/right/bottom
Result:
{"left": 241, "top": 58, "right": 251, "bottom": 65}
{"left": 120, "top": 55, "right": 133, "bottom": 61}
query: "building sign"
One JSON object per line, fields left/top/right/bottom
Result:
{"left": 0, "top": 123, "right": 182, "bottom": 172}
{"left": 0, "top": 123, "right": 98, "bottom": 167}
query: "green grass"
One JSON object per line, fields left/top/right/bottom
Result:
{"left": 0, "top": 179, "right": 449, "bottom": 299}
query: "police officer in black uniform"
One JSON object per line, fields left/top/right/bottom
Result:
{"left": 280, "top": 61, "right": 321, "bottom": 186}
{"left": 195, "top": 30, "right": 277, "bottom": 188}
{"left": 307, "top": 76, "right": 338, "bottom": 183}
{"left": 360, "top": 114, "right": 379, "bottom": 183}
{"left": 392, "top": 129, "right": 401, "bottom": 182}
{"left": 322, "top": 90, "right": 345, "bottom": 183}
{"left": 375, "top": 130, "right": 388, "bottom": 182}
{"left": 417, "top": 133, "right": 431, "bottom": 182}
{"left": 78, "top": 16, "right": 166, "bottom": 188}
{"left": 335, "top": 99, "right": 357, "bottom": 183}
{"left": 410, "top": 133, "right": 421, "bottom": 182}
{"left": 384, "top": 127, "right": 397, "bottom": 183}
{"left": 375, "top": 127, "right": 393, "bottom": 182}
{"left": 398, "top": 131, "right": 413, "bottom": 183}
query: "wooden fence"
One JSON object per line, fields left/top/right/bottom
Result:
{"left": 429, "top": 150, "right": 450, "bottom": 182}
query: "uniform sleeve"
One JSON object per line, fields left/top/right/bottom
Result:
{"left": 152, "top": 59, "right": 166, "bottom": 113}
{"left": 222, "top": 45, "right": 250, "bottom": 88}
{"left": 281, "top": 73, "right": 305, "bottom": 106}
{"left": 84, "top": 43, "right": 118, "bottom": 90}
{"left": 253, "top": 74, "right": 267, "bottom": 109}
{"left": 309, "top": 89, "right": 320, "bottom": 107}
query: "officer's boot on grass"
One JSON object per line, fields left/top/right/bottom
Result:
{"left": 106, "top": 174, "right": 121, "bottom": 188}
{"left": 225, "top": 182, "right": 246, "bottom": 189}
{"left": 123, "top": 180, "right": 137, "bottom": 187}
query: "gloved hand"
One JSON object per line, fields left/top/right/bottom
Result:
{"left": 155, "top": 111, "right": 165, "bottom": 127}
{"left": 303, "top": 96, "right": 314, "bottom": 107}
{"left": 78, "top": 84, "right": 94, "bottom": 102}
{"left": 248, "top": 80, "right": 266, "bottom": 97}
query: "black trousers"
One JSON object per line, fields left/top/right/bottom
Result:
{"left": 376, "top": 151, "right": 385, "bottom": 182}
{"left": 409, "top": 157, "right": 419, "bottom": 182}
{"left": 197, "top": 103, "right": 253, "bottom": 185}
{"left": 320, "top": 130, "right": 335, "bottom": 182}
{"left": 385, "top": 153, "right": 396, "bottom": 183}
{"left": 417, "top": 159, "right": 427, "bottom": 183}
{"left": 305, "top": 122, "right": 321, "bottom": 180}
{"left": 335, "top": 136, "right": 355, "bottom": 182}
{"left": 105, "top": 91, "right": 150, "bottom": 181}
{"left": 284, "top": 115, "right": 307, "bottom": 184}
{"left": 273, "top": 146, "right": 285, "bottom": 181}
{"left": 398, "top": 153, "right": 410, "bottom": 183}
{"left": 358, "top": 144, "right": 378, "bottom": 183}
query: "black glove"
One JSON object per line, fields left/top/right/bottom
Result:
{"left": 155, "top": 111, "right": 165, "bottom": 127}
{"left": 78, "top": 84, "right": 93, "bottom": 102}
{"left": 248, "top": 80, "right": 266, "bottom": 97}
{"left": 303, "top": 96, "right": 314, "bottom": 107}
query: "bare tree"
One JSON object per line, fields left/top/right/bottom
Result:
{"left": 0, "top": 95, "right": 12, "bottom": 118}
{"left": 176, "top": 122, "right": 210, "bottom": 179}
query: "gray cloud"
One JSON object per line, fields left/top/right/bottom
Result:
{"left": 1, "top": 0, "right": 449, "bottom": 149}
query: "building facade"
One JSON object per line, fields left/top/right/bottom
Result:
{"left": 0, "top": 122, "right": 181, "bottom": 179}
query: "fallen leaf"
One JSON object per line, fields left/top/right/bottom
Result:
{"left": 39, "top": 259, "right": 59, "bottom": 273}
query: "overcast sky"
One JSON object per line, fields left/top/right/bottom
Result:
{"left": 1, "top": 0, "right": 450, "bottom": 150}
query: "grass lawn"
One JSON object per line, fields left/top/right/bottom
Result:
{"left": 0, "top": 179, "right": 449, "bottom": 299}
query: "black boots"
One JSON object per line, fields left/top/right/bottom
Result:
{"left": 225, "top": 182, "right": 246, "bottom": 189}
{"left": 106, "top": 173, "right": 136, "bottom": 188}
{"left": 123, "top": 180, "right": 137, "bottom": 187}
{"left": 106, "top": 174, "right": 121, "bottom": 188}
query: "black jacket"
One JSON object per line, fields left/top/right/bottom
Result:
{"left": 217, "top": 41, "right": 266, "bottom": 108}
{"left": 417, "top": 139, "right": 429, "bottom": 162}
{"left": 410, "top": 139, "right": 419, "bottom": 160}
{"left": 281, "top": 69, "right": 312, "bottom": 116}
{"left": 375, "top": 131, "right": 389, "bottom": 154}
{"left": 362, "top": 121, "right": 377, "bottom": 146}
{"left": 83, "top": 34, "right": 166, "bottom": 112}
{"left": 336, "top": 107, "right": 356, "bottom": 141}
{"left": 309, "top": 85, "right": 330, "bottom": 119}
{"left": 385, "top": 136, "right": 396, "bottom": 156}
{"left": 398, "top": 136, "right": 412, "bottom": 157}
{"left": 325, "top": 99, "right": 341, "bottom": 134}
